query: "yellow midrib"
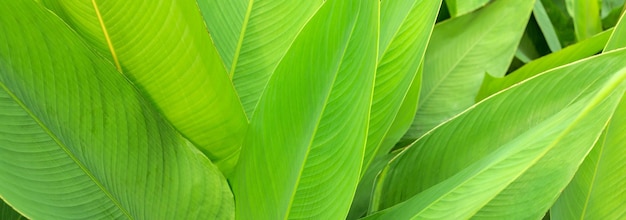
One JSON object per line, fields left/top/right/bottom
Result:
{"left": 92, "top": 0, "right": 122, "bottom": 72}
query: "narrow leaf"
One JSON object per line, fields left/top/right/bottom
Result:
{"left": 477, "top": 29, "right": 612, "bottom": 101}
{"left": 232, "top": 1, "right": 378, "bottom": 219}
{"left": 534, "top": 0, "right": 564, "bottom": 51}
{"left": 40, "top": 0, "right": 248, "bottom": 173}
{"left": 566, "top": 0, "right": 603, "bottom": 40}
{"left": 363, "top": 0, "right": 440, "bottom": 173}
{"left": 0, "top": 1, "right": 233, "bottom": 219}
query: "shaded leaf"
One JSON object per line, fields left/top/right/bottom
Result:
{"left": 444, "top": 0, "right": 490, "bottom": 17}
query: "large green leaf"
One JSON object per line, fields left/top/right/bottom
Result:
{"left": 0, "top": 1, "right": 233, "bottom": 219}
{"left": 40, "top": 0, "right": 248, "bottom": 174}
{"left": 402, "top": 0, "right": 535, "bottom": 142}
{"left": 367, "top": 48, "right": 626, "bottom": 219}
{"left": 566, "top": 0, "right": 603, "bottom": 40}
{"left": 363, "top": 0, "right": 440, "bottom": 173}
{"left": 198, "top": 0, "right": 324, "bottom": 118}
{"left": 550, "top": 12, "right": 626, "bottom": 220}
{"left": 232, "top": 1, "right": 378, "bottom": 219}
{"left": 477, "top": 29, "right": 612, "bottom": 101}
{"left": 444, "top": 0, "right": 490, "bottom": 17}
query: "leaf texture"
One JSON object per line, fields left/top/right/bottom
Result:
{"left": 232, "top": 1, "right": 378, "bottom": 219}
{"left": 369, "top": 48, "right": 626, "bottom": 219}
{"left": 0, "top": 1, "right": 233, "bottom": 219}
{"left": 40, "top": 0, "right": 248, "bottom": 173}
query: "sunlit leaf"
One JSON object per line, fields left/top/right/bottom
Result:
{"left": 232, "top": 1, "right": 378, "bottom": 219}
{"left": 0, "top": 1, "right": 233, "bottom": 219}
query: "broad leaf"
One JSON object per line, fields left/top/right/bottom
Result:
{"left": 40, "top": 0, "right": 248, "bottom": 173}
{"left": 0, "top": 1, "right": 233, "bottom": 219}
{"left": 363, "top": 0, "right": 440, "bottom": 173}
{"left": 550, "top": 12, "right": 626, "bottom": 220}
{"left": 477, "top": 29, "right": 612, "bottom": 100}
{"left": 198, "top": 0, "right": 324, "bottom": 117}
{"left": 368, "top": 48, "right": 626, "bottom": 219}
{"left": 444, "top": 0, "right": 490, "bottom": 17}
{"left": 566, "top": 0, "right": 603, "bottom": 40}
{"left": 232, "top": 1, "right": 378, "bottom": 219}
{"left": 402, "top": 0, "right": 535, "bottom": 141}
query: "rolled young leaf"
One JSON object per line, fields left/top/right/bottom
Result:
{"left": 369, "top": 48, "right": 626, "bottom": 219}
{"left": 232, "top": 0, "right": 378, "bottom": 219}
{"left": 40, "top": 0, "right": 248, "bottom": 174}
{"left": 0, "top": 1, "right": 233, "bottom": 219}
{"left": 197, "top": 0, "right": 324, "bottom": 118}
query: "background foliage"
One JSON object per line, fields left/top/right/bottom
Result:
{"left": 1, "top": 0, "right": 625, "bottom": 219}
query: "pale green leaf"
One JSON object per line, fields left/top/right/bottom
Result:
{"left": 550, "top": 11, "right": 626, "bottom": 220}
{"left": 198, "top": 0, "right": 324, "bottom": 118}
{"left": 403, "top": 0, "right": 535, "bottom": 142}
{"left": 534, "top": 0, "right": 564, "bottom": 51}
{"left": 363, "top": 0, "right": 440, "bottom": 173}
{"left": 444, "top": 0, "right": 490, "bottom": 17}
{"left": 477, "top": 29, "right": 612, "bottom": 101}
{"left": 232, "top": 1, "right": 378, "bottom": 219}
{"left": 566, "top": 0, "right": 603, "bottom": 40}
{"left": 367, "top": 48, "right": 626, "bottom": 219}
{"left": 40, "top": 0, "right": 248, "bottom": 174}
{"left": 0, "top": 1, "right": 233, "bottom": 219}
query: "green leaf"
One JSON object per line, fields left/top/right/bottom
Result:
{"left": 477, "top": 29, "right": 612, "bottom": 101}
{"left": 40, "top": 0, "right": 248, "bottom": 174}
{"left": 1, "top": 199, "right": 26, "bottom": 220}
{"left": 232, "top": 1, "right": 378, "bottom": 219}
{"left": 0, "top": 1, "right": 233, "bottom": 219}
{"left": 444, "top": 0, "right": 490, "bottom": 17}
{"left": 550, "top": 97, "right": 626, "bottom": 219}
{"left": 550, "top": 11, "right": 626, "bottom": 220}
{"left": 566, "top": 0, "right": 603, "bottom": 40}
{"left": 363, "top": 0, "right": 440, "bottom": 173}
{"left": 347, "top": 152, "right": 398, "bottom": 220}
{"left": 367, "top": 48, "right": 626, "bottom": 219}
{"left": 541, "top": 0, "right": 577, "bottom": 47}
{"left": 402, "top": 0, "right": 535, "bottom": 142}
{"left": 534, "top": 0, "right": 564, "bottom": 51}
{"left": 198, "top": 0, "right": 324, "bottom": 118}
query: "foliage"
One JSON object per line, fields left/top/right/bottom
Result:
{"left": 0, "top": 0, "right": 625, "bottom": 219}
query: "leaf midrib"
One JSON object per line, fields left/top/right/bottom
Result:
{"left": 0, "top": 81, "right": 133, "bottom": 219}
{"left": 92, "top": 0, "right": 122, "bottom": 72}
{"left": 283, "top": 4, "right": 362, "bottom": 219}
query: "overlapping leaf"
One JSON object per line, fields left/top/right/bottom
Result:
{"left": 402, "top": 0, "right": 535, "bottom": 142}
{"left": 550, "top": 12, "right": 626, "bottom": 220}
{"left": 566, "top": 0, "right": 603, "bottom": 40}
{"left": 0, "top": 1, "right": 233, "bottom": 219}
{"left": 444, "top": 0, "right": 490, "bottom": 17}
{"left": 40, "top": 0, "right": 247, "bottom": 173}
{"left": 198, "top": 0, "right": 324, "bottom": 117}
{"left": 363, "top": 0, "right": 440, "bottom": 173}
{"left": 232, "top": 1, "right": 378, "bottom": 219}
{"left": 367, "top": 48, "right": 626, "bottom": 219}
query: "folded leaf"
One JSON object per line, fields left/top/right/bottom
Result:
{"left": 363, "top": 0, "right": 440, "bottom": 173}
{"left": 232, "top": 1, "right": 378, "bottom": 219}
{"left": 369, "top": 48, "right": 626, "bottom": 219}
{"left": 198, "top": 0, "right": 324, "bottom": 117}
{"left": 0, "top": 1, "right": 233, "bottom": 219}
{"left": 477, "top": 29, "right": 612, "bottom": 101}
{"left": 40, "top": 0, "right": 248, "bottom": 173}
{"left": 403, "top": 0, "right": 535, "bottom": 141}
